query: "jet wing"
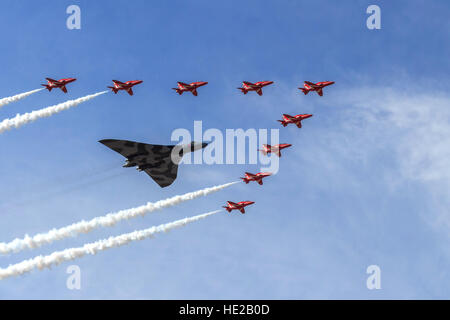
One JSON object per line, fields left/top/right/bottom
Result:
{"left": 317, "top": 88, "right": 323, "bottom": 96}
{"left": 46, "top": 78, "right": 58, "bottom": 84}
{"left": 112, "top": 80, "right": 124, "bottom": 84}
{"left": 191, "top": 88, "right": 198, "bottom": 96}
{"left": 61, "top": 86, "right": 67, "bottom": 93}
{"left": 256, "top": 88, "right": 263, "bottom": 96}
{"left": 99, "top": 139, "right": 179, "bottom": 188}
{"left": 304, "top": 81, "right": 316, "bottom": 87}
{"left": 127, "top": 88, "right": 134, "bottom": 96}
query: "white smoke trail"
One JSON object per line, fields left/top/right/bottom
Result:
{"left": 0, "top": 181, "right": 238, "bottom": 254}
{"left": 0, "top": 88, "right": 44, "bottom": 109}
{"left": 0, "top": 91, "right": 108, "bottom": 134}
{"left": 0, "top": 210, "right": 221, "bottom": 280}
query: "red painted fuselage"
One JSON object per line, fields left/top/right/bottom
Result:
{"left": 299, "top": 81, "right": 334, "bottom": 96}
{"left": 172, "top": 81, "right": 208, "bottom": 96}
{"left": 223, "top": 201, "right": 255, "bottom": 214}
{"left": 240, "top": 172, "right": 272, "bottom": 185}
{"left": 42, "top": 77, "right": 76, "bottom": 93}
{"left": 108, "top": 80, "right": 143, "bottom": 96}
{"left": 238, "top": 81, "right": 273, "bottom": 96}
{"left": 259, "top": 144, "right": 292, "bottom": 157}
{"left": 278, "top": 114, "right": 313, "bottom": 128}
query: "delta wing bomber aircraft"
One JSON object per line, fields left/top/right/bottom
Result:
{"left": 99, "top": 139, "right": 208, "bottom": 188}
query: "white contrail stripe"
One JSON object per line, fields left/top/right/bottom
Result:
{"left": 0, "top": 210, "right": 220, "bottom": 280}
{"left": 0, "top": 88, "right": 44, "bottom": 109}
{"left": 0, "top": 91, "right": 108, "bottom": 134}
{"left": 0, "top": 181, "right": 238, "bottom": 254}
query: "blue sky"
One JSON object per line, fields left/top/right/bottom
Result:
{"left": 0, "top": 0, "right": 449, "bottom": 299}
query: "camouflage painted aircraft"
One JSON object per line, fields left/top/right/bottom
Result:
{"left": 99, "top": 139, "right": 208, "bottom": 188}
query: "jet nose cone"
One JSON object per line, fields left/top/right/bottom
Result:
{"left": 248, "top": 201, "right": 255, "bottom": 205}
{"left": 135, "top": 80, "right": 143, "bottom": 84}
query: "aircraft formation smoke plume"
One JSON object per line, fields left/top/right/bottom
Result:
{"left": 0, "top": 181, "right": 238, "bottom": 254}
{"left": 0, "top": 91, "right": 108, "bottom": 134}
{"left": 0, "top": 210, "right": 220, "bottom": 280}
{"left": 0, "top": 88, "right": 44, "bottom": 109}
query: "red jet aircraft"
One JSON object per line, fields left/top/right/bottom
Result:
{"left": 108, "top": 80, "right": 143, "bottom": 96}
{"left": 241, "top": 172, "right": 272, "bottom": 185}
{"left": 259, "top": 144, "right": 292, "bottom": 157}
{"left": 237, "top": 81, "right": 273, "bottom": 96}
{"left": 299, "top": 81, "right": 335, "bottom": 96}
{"left": 172, "top": 81, "right": 208, "bottom": 96}
{"left": 278, "top": 114, "right": 313, "bottom": 128}
{"left": 223, "top": 201, "right": 255, "bottom": 214}
{"left": 41, "top": 77, "right": 76, "bottom": 93}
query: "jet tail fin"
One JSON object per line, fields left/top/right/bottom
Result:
{"left": 108, "top": 86, "right": 118, "bottom": 94}
{"left": 277, "top": 120, "right": 288, "bottom": 127}
{"left": 41, "top": 84, "right": 52, "bottom": 92}
{"left": 237, "top": 88, "right": 248, "bottom": 94}
{"left": 240, "top": 178, "right": 249, "bottom": 184}
{"left": 222, "top": 206, "right": 232, "bottom": 213}
{"left": 299, "top": 88, "right": 309, "bottom": 95}
{"left": 172, "top": 88, "right": 183, "bottom": 95}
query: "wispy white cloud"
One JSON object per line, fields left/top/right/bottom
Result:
{"left": 287, "top": 86, "right": 450, "bottom": 230}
